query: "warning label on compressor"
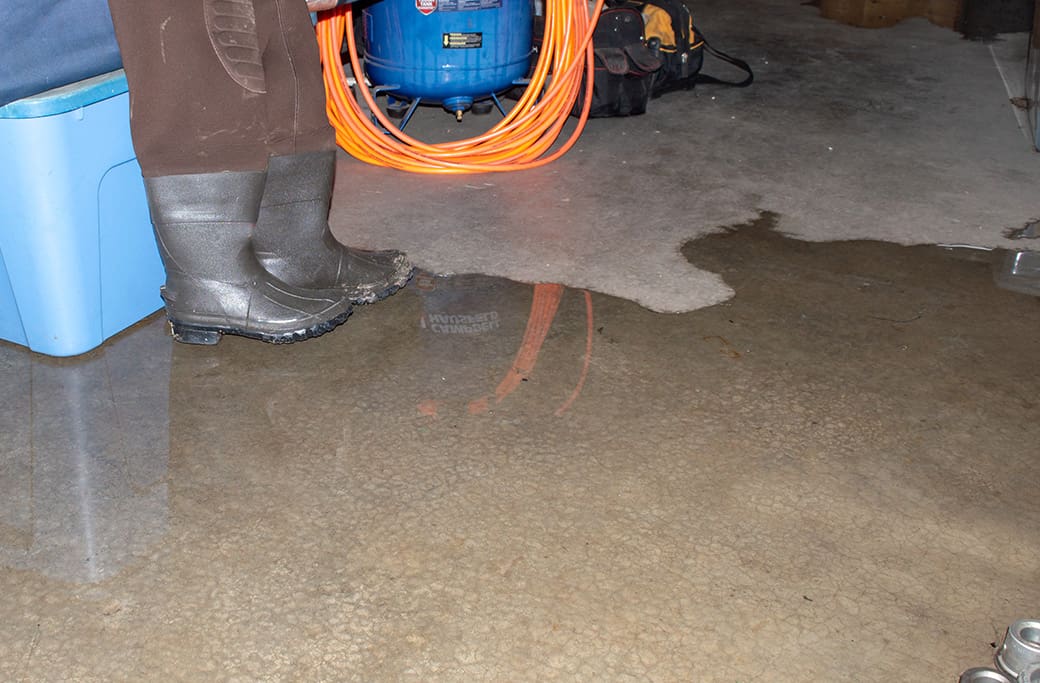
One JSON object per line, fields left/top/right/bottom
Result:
{"left": 442, "top": 32, "right": 483, "bottom": 48}
{"left": 438, "top": 0, "right": 501, "bottom": 10}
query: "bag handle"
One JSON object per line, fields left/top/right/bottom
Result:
{"left": 696, "top": 38, "right": 754, "bottom": 88}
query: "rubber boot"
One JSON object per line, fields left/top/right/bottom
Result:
{"left": 253, "top": 150, "right": 415, "bottom": 304}
{"left": 144, "top": 171, "right": 353, "bottom": 345}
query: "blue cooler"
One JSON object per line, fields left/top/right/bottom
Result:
{"left": 0, "top": 71, "right": 165, "bottom": 357}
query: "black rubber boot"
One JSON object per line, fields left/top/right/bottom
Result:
{"left": 253, "top": 151, "right": 415, "bottom": 304}
{"left": 144, "top": 171, "right": 353, "bottom": 345}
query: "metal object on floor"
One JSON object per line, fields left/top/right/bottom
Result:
{"left": 960, "top": 667, "right": 1014, "bottom": 683}
{"left": 997, "top": 620, "right": 1040, "bottom": 678}
{"left": 994, "top": 250, "right": 1040, "bottom": 297}
{"left": 960, "top": 665, "right": 1010, "bottom": 681}
{"left": 1018, "top": 661, "right": 1040, "bottom": 683}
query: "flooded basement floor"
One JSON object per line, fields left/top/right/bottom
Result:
{"left": 1, "top": 223, "right": 1038, "bottom": 681}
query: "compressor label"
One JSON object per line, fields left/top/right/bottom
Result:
{"left": 438, "top": 0, "right": 502, "bottom": 10}
{"left": 442, "top": 32, "right": 483, "bottom": 48}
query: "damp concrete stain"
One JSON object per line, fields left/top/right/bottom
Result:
{"left": 1, "top": 235, "right": 1039, "bottom": 681}
{"left": 1005, "top": 220, "right": 1040, "bottom": 241}
{"left": 678, "top": 210, "right": 1037, "bottom": 400}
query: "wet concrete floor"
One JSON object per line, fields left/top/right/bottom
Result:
{"left": 1, "top": 223, "right": 1038, "bottom": 680}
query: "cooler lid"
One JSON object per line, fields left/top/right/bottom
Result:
{"left": 0, "top": 70, "right": 128, "bottom": 119}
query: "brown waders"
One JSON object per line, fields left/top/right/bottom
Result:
{"left": 107, "top": 0, "right": 412, "bottom": 344}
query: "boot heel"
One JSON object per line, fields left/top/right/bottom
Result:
{"left": 169, "top": 322, "right": 222, "bottom": 345}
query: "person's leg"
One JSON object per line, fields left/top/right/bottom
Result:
{"left": 107, "top": 0, "right": 272, "bottom": 176}
{"left": 251, "top": 0, "right": 414, "bottom": 301}
{"left": 253, "top": 0, "right": 336, "bottom": 158}
{"left": 107, "top": 0, "right": 353, "bottom": 344}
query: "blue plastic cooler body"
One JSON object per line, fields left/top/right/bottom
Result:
{"left": 0, "top": 71, "right": 165, "bottom": 357}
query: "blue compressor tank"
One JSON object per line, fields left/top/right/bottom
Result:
{"left": 362, "top": 0, "right": 533, "bottom": 115}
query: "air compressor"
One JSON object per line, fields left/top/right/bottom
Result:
{"left": 361, "top": 0, "right": 534, "bottom": 122}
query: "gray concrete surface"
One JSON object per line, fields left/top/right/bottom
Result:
{"left": 2, "top": 2, "right": 1039, "bottom": 681}
{"left": 331, "top": 0, "right": 1040, "bottom": 313}
{"left": 1, "top": 223, "right": 1038, "bottom": 680}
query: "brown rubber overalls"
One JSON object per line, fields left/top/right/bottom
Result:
{"left": 106, "top": 0, "right": 335, "bottom": 177}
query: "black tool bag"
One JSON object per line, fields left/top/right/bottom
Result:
{"left": 572, "top": 5, "right": 663, "bottom": 118}
{"left": 572, "top": 0, "right": 753, "bottom": 117}
{"left": 639, "top": 0, "right": 753, "bottom": 97}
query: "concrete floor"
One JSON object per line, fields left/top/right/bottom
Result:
{"left": 330, "top": 0, "right": 1040, "bottom": 314}
{"left": 2, "top": 223, "right": 1038, "bottom": 680}
{"left": 3, "top": 1, "right": 1040, "bottom": 681}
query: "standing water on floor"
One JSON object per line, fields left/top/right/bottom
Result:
{"left": 1, "top": 223, "right": 1037, "bottom": 681}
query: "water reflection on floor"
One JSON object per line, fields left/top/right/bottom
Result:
{"left": 0, "top": 226, "right": 1037, "bottom": 681}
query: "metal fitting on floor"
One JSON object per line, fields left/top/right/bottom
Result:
{"left": 1017, "top": 661, "right": 1040, "bottom": 683}
{"left": 997, "top": 620, "right": 1040, "bottom": 678}
{"left": 959, "top": 667, "right": 1013, "bottom": 683}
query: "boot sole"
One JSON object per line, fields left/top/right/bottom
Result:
{"left": 168, "top": 307, "right": 352, "bottom": 346}
{"left": 349, "top": 266, "right": 417, "bottom": 305}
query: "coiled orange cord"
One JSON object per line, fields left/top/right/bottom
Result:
{"left": 315, "top": 0, "right": 604, "bottom": 174}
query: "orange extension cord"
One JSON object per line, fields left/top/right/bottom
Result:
{"left": 314, "top": 0, "right": 605, "bottom": 174}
